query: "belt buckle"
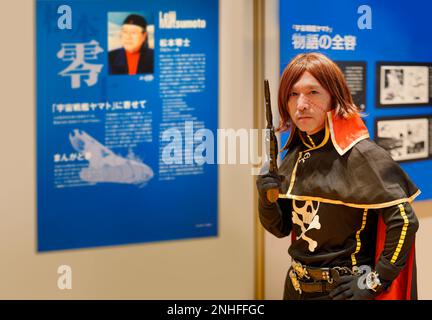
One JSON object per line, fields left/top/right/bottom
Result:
{"left": 289, "top": 269, "right": 302, "bottom": 294}
{"left": 322, "top": 270, "right": 333, "bottom": 284}
{"left": 292, "top": 260, "right": 310, "bottom": 280}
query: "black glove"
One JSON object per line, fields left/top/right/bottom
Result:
{"left": 329, "top": 269, "right": 379, "bottom": 300}
{"left": 256, "top": 162, "right": 285, "bottom": 206}
{"left": 256, "top": 173, "right": 283, "bottom": 206}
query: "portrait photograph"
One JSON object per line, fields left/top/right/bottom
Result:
{"left": 108, "top": 12, "right": 155, "bottom": 75}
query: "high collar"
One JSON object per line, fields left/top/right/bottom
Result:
{"left": 282, "top": 110, "right": 369, "bottom": 155}
{"left": 327, "top": 110, "right": 369, "bottom": 155}
{"left": 299, "top": 127, "right": 326, "bottom": 149}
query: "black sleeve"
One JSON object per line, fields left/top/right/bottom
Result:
{"left": 375, "top": 202, "right": 419, "bottom": 283}
{"left": 258, "top": 197, "right": 292, "bottom": 238}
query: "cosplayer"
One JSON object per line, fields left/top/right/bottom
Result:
{"left": 256, "top": 52, "right": 419, "bottom": 300}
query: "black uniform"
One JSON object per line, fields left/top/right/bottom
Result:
{"left": 258, "top": 114, "right": 419, "bottom": 300}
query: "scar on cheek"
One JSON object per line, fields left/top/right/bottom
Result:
{"left": 308, "top": 99, "right": 327, "bottom": 112}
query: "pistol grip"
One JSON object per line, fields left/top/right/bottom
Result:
{"left": 266, "top": 188, "right": 279, "bottom": 203}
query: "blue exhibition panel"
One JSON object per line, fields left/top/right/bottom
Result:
{"left": 37, "top": 0, "right": 218, "bottom": 251}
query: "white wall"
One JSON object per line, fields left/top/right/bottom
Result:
{"left": 263, "top": 0, "right": 292, "bottom": 300}
{"left": 412, "top": 201, "right": 432, "bottom": 299}
{"left": 0, "top": 0, "right": 255, "bottom": 299}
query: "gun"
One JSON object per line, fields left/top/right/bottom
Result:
{"left": 264, "top": 79, "right": 280, "bottom": 203}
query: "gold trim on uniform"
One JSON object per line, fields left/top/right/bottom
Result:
{"left": 306, "top": 134, "right": 316, "bottom": 148}
{"left": 306, "top": 134, "right": 316, "bottom": 147}
{"left": 286, "top": 121, "right": 330, "bottom": 195}
{"left": 287, "top": 152, "right": 303, "bottom": 195}
{"left": 351, "top": 208, "right": 368, "bottom": 267}
{"left": 391, "top": 204, "right": 409, "bottom": 264}
{"left": 299, "top": 134, "right": 313, "bottom": 149}
{"left": 279, "top": 190, "right": 421, "bottom": 209}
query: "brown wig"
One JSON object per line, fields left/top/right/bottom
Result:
{"left": 277, "top": 52, "right": 359, "bottom": 132}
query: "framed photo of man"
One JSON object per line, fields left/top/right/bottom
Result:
{"left": 108, "top": 12, "right": 155, "bottom": 75}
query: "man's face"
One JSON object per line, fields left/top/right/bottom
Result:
{"left": 287, "top": 71, "right": 332, "bottom": 135}
{"left": 120, "top": 24, "right": 147, "bottom": 53}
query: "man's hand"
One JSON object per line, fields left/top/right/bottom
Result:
{"left": 256, "top": 173, "right": 283, "bottom": 205}
{"left": 256, "top": 162, "right": 284, "bottom": 205}
{"left": 329, "top": 270, "right": 377, "bottom": 300}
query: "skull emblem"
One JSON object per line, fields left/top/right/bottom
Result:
{"left": 292, "top": 200, "right": 321, "bottom": 252}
